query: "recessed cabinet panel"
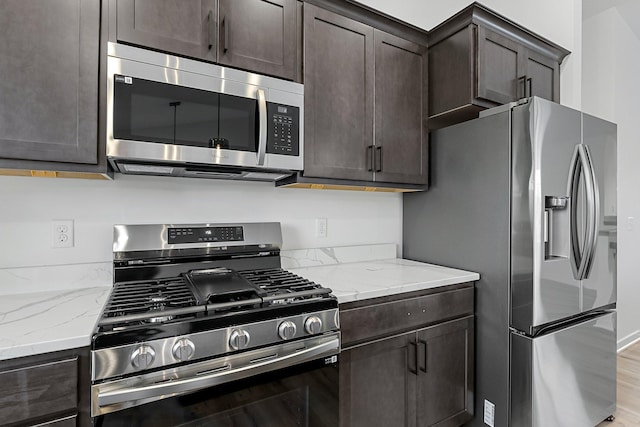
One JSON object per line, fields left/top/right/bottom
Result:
{"left": 340, "top": 332, "right": 417, "bottom": 427}
{"left": 0, "top": 0, "right": 99, "bottom": 164}
{"left": 303, "top": 4, "right": 374, "bottom": 181}
{"left": 116, "top": 0, "right": 217, "bottom": 62}
{"left": 526, "top": 53, "right": 557, "bottom": 101}
{"left": 218, "top": 0, "right": 296, "bottom": 80}
{"left": 477, "top": 27, "right": 521, "bottom": 104}
{"left": 0, "top": 358, "right": 78, "bottom": 425}
{"left": 417, "top": 316, "right": 474, "bottom": 427}
{"left": 374, "top": 31, "right": 427, "bottom": 185}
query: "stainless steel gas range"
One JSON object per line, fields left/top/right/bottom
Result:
{"left": 91, "top": 222, "right": 340, "bottom": 426}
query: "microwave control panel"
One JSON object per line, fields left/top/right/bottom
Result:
{"left": 266, "top": 103, "right": 299, "bottom": 156}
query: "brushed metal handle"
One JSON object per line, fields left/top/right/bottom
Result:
{"left": 518, "top": 76, "right": 526, "bottom": 99}
{"left": 222, "top": 16, "right": 229, "bottom": 53}
{"left": 375, "top": 146, "right": 382, "bottom": 172}
{"left": 367, "top": 145, "right": 374, "bottom": 172}
{"left": 418, "top": 340, "right": 427, "bottom": 373}
{"left": 581, "top": 144, "right": 599, "bottom": 279}
{"left": 207, "top": 11, "right": 214, "bottom": 50}
{"left": 527, "top": 77, "right": 533, "bottom": 97}
{"left": 408, "top": 341, "right": 418, "bottom": 375}
{"left": 256, "top": 89, "right": 267, "bottom": 166}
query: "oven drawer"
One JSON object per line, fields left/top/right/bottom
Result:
{"left": 0, "top": 357, "right": 78, "bottom": 425}
{"left": 340, "top": 286, "right": 474, "bottom": 347}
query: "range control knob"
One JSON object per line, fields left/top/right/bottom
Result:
{"left": 278, "top": 320, "right": 297, "bottom": 340}
{"left": 305, "top": 316, "right": 323, "bottom": 335}
{"left": 172, "top": 338, "right": 196, "bottom": 361}
{"left": 130, "top": 345, "right": 156, "bottom": 370}
{"left": 229, "top": 329, "right": 250, "bottom": 350}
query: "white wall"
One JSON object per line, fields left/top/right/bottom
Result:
{"left": 0, "top": 175, "right": 401, "bottom": 269}
{"left": 582, "top": 1, "right": 640, "bottom": 347}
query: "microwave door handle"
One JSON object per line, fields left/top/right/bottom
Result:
{"left": 256, "top": 89, "right": 267, "bottom": 166}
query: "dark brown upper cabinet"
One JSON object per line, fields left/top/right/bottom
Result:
{"left": 427, "top": 3, "right": 569, "bottom": 129}
{"left": 302, "top": 4, "right": 374, "bottom": 182}
{"left": 0, "top": 0, "right": 104, "bottom": 175}
{"left": 115, "top": 0, "right": 218, "bottom": 62}
{"left": 299, "top": 3, "right": 427, "bottom": 189}
{"left": 114, "top": 0, "right": 298, "bottom": 80}
{"left": 217, "top": 0, "right": 297, "bottom": 80}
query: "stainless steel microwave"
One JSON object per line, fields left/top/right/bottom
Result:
{"left": 106, "top": 42, "right": 303, "bottom": 181}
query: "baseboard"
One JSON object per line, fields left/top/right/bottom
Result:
{"left": 618, "top": 330, "right": 640, "bottom": 352}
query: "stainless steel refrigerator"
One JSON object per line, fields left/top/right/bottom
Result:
{"left": 403, "top": 97, "right": 617, "bottom": 427}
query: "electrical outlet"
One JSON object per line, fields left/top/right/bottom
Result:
{"left": 52, "top": 220, "right": 74, "bottom": 248}
{"left": 315, "top": 218, "right": 327, "bottom": 238}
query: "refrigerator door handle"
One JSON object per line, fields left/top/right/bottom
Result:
{"left": 582, "top": 144, "right": 600, "bottom": 279}
{"left": 568, "top": 144, "right": 598, "bottom": 280}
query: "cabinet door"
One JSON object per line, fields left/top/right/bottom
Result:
{"left": 523, "top": 49, "right": 559, "bottom": 101}
{"left": 0, "top": 0, "right": 99, "bottom": 164}
{"left": 340, "top": 332, "right": 417, "bottom": 427}
{"left": 116, "top": 0, "right": 217, "bottom": 62}
{"left": 476, "top": 26, "right": 523, "bottom": 104}
{"left": 374, "top": 30, "right": 427, "bottom": 185}
{"left": 416, "top": 316, "right": 474, "bottom": 427}
{"left": 303, "top": 4, "right": 374, "bottom": 181}
{"left": 218, "top": 0, "right": 297, "bottom": 80}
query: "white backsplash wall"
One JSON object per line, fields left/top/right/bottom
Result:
{"left": 0, "top": 175, "right": 402, "bottom": 270}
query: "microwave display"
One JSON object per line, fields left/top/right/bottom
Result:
{"left": 113, "top": 75, "right": 299, "bottom": 156}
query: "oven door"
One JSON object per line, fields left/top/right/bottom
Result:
{"left": 92, "top": 334, "right": 339, "bottom": 427}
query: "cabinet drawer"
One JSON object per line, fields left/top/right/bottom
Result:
{"left": 340, "top": 287, "right": 473, "bottom": 348}
{"left": 0, "top": 358, "right": 78, "bottom": 424}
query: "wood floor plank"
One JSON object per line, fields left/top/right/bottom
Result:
{"left": 595, "top": 341, "right": 640, "bottom": 427}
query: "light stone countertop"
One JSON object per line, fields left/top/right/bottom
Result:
{"left": 0, "top": 251, "right": 478, "bottom": 360}
{"left": 0, "top": 286, "right": 111, "bottom": 360}
{"left": 290, "top": 258, "right": 479, "bottom": 304}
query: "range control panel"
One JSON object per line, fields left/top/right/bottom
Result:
{"left": 168, "top": 226, "right": 244, "bottom": 244}
{"left": 266, "top": 103, "right": 300, "bottom": 156}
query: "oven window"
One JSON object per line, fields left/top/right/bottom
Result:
{"left": 95, "top": 359, "right": 338, "bottom": 427}
{"left": 113, "top": 76, "right": 258, "bottom": 152}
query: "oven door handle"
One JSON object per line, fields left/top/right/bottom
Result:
{"left": 96, "top": 336, "right": 339, "bottom": 410}
{"left": 256, "top": 88, "right": 268, "bottom": 166}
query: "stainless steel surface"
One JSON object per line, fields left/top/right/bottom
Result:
{"left": 172, "top": 338, "right": 196, "bottom": 362}
{"left": 581, "top": 113, "right": 617, "bottom": 311}
{"left": 105, "top": 42, "right": 303, "bottom": 175}
{"left": 305, "top": 316, "right": 323, "bottom": 334}
{"left": 229, "top": 329, "right": 250, "bottom": 350}
{"left": 403, "top": 97, "right": 617, "bottom": 427}
{"left": 257, "top": 88, "right": 267, "bottom": 166}
{"left": 510, "top": 311, "right": 616, "bottom": 427}
{"left": 113, "top": 222, "right": 282, "bottom": 253}
{"left": 278, "top": 320, "right": 297, "bottom": 340}
{"left": 92, "top": 308, "right": 340, "bottom": 381}
{"left": 92, "top": 333, "right": 340, "bottom": 416}
{"left": 130, "top": 345, "right": 155, "bottom": 370}
{"left": 404, "top": 110, "right": 513, "bottom": 427}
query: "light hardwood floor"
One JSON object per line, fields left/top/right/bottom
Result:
{"left": 596, "top": 342, "right": 640, "bottom": 426}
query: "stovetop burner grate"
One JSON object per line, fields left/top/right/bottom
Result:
{"left": 102, "top": 278, "right": 197, "bottom": 319}
{"left": 239, "top": 268, "right": 328, "bottom": 296}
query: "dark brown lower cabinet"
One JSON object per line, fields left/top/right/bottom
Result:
{"left": 0, "top": 347, "right": 90, "bottom": 426}
{"left": 340, "top": 285, "right": 474, "bottom": 427}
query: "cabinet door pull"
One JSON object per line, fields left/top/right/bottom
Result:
{"left": 518, "top": 76, "right": 526, "bottom": 99}
{"left": 375, "top": 146, "right": 383, "bottom": 172}
{"left": 408, "top": 341, "right": 418, "bottom": 375}
{"left": 221, "top": 16, "right": 229, "bottom": 53}
{"left": 418, "top": 340, "right": 428, "bottom": 373}
{"left": 526, "top": 77, "right": 533, "bottom": 98}
{"left": 208, "top": 11, "right": 215, "bottom": 50}
{"left": 367, "top": 145, "right": 374, "bottom": 172}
